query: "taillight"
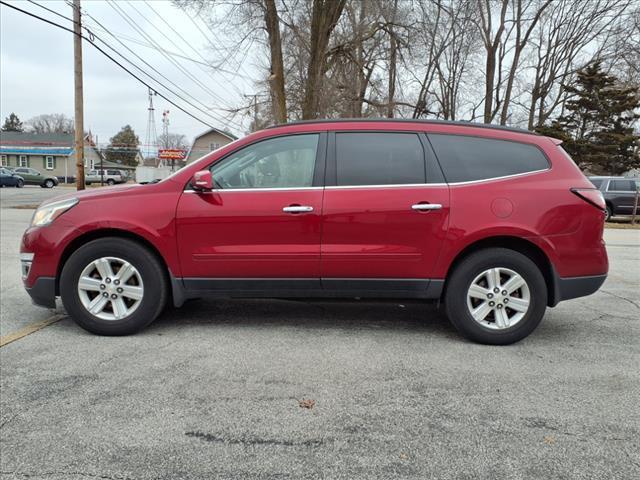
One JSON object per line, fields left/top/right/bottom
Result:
{"left": 571, "top": 188, "right": 606, "bottom": 211}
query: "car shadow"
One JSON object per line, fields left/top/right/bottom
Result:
{"left": 148, "top": 297, "right": 459, "bottom": 338}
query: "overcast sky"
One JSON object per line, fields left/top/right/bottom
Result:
{"left": 0, "top": 0, "right": 259, "bottom": 149}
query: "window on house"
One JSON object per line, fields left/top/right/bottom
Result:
{"left": 46, "top": 156, "right": 55, "bottom": 170}
{"left": 210, "top": 143, "right": 221, "bottom": 151}
{"left": 19, "top": 155, "right": 28, "bottom": 167}
{"left": 0, "top": 155, "right": 7, "bottom": 167}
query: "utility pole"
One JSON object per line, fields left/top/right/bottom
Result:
{"left": 73, "top": 0, "right": 85, "bottom": 190}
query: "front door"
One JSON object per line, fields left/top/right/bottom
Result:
{"left": 321, "top": 131, "right": 449, "bottom": 292}
{"left": 176, "top": 133, "right": 326, "bottom": 290}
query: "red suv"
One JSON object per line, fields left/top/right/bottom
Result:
{"left": 21, "top": 120, "right": 608, "bottom": 344}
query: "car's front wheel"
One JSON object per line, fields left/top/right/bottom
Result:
{"left": 60, "top": 237, "right": 168, "bottom": 335}
{"left": 605, "top": 205, "right": 612, "bottom": 222}
{"left": 16, "top": 179, "right": 24, "bottom": 188}
{"left": 107, "top": 179, "right": 115, "bottom": 186}
{"left": 444, "top": 248, "right": 547, "bottom": 345}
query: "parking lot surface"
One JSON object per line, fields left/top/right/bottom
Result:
{"left": 1, "top": 187, "right": 639, "bottom": 479}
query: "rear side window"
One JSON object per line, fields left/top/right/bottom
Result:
{"left": 608, "top": 180, "right": 636, "bottom": 192}
{"left": 335, "top": 132, "right": 425, "bottom": 186}
{"left": 428, "top": 134, "right": 549, "bottom": 183}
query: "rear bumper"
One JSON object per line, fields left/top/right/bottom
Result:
{"left": 550, "top": 273, "right": 607, "bottom": 307}
{"left": 25, "top": 277, "right": 57, "bottom": 308}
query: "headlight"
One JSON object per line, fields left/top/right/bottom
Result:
{"left": 31, "top": 198, "right": 79, "bottom": 227}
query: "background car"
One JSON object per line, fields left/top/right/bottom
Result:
{"left": 85, "top": 169, "right": 126, "bottom": 186}
{"left": 0, "top": 167, "right": 24, "bottom": 188}
{"left": 589, "top": 176, "right": 639, "bottom": 220}
{"left": 11, "top": 167, "right": 59, "bottom": 188}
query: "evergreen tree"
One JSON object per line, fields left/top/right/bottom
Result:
{"left": 1, "top": 113, "right": 24, "bottom": 132}
{"left": 537, "top": 62, "right": 639, "bottom": 175}
{"left": 105, "top": 125, "right": 140, "bottom": 166}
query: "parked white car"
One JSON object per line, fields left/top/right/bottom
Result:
{"left": 85, "top": 169, "right": 126, "bottom": 186}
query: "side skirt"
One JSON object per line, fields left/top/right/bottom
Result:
{"left": 170, "top": 277, "right": 445, "bottom": 307}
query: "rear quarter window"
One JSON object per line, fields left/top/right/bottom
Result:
{"left": 427, "top": 134, "right": 549, "bottom": 183}
{"left": 589, "top": 178, "right": 604, "bottom": 188}
{"left": 608, "top": 180, "right": 636, "bottom": 192}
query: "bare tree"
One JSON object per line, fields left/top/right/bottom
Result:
{"left": 157, "top": 132, "right": 188, "bottom": 149}
{"left": 301, "top": 0, "right": 347, "bottom": 119}
{"left": 27, "top": 113, "right": 74, "bottom": 134}
{"left": 525, "top": 0, "right": 631, "bottom": 129}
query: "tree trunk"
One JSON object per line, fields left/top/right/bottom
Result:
{"left": 301, "top": 0, "right": 346, "bottom": 119}
{"left": 263, "top": 0, "right": 287, "bottom": 124}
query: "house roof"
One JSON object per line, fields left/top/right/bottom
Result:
{"left": 192, "top": 127, "right": 238, "bottom": 142}
{"left": 0, "top": 131, "right": 101, "bottom": 157}
{"left": 0, "top": 131, "right": 75, "bottom": 146}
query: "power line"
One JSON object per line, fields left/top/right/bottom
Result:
{"left": 70, "top": 3, "right": 240, "bottom": 125}
{"left": 0, "top": 0, "right": 221, "bottom": 130}
{"left": 107, "top": 0, "right": 236, "bottom": 112}
{"left": 140, "top": 0, "right": 249, "bottom": 98}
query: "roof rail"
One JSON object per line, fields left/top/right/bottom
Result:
{"left": 266, "top": 118, "right": 538, "bottom": 136}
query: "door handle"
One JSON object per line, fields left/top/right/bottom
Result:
{"left": 283, "top": 205, "right": 314, "bottom": 213}
{"left": 411, "top": 203, "right": 443, "bottom": 211}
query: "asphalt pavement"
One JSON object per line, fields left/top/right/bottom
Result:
{"left": 0, "top": 186, "right": 638, "bottom": 479}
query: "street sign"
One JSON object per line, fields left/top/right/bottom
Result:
{"left": 158, "top": 149, "right": 186, "bottom": 160}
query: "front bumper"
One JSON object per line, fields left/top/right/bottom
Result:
{"left": 25, "top": 276, "right": 57, "bottom": 308}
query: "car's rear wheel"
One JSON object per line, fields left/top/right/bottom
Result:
{"left": 16, "top": 179, "right": 24, "bottom": 188}
{"left": 60, "top": 237, "right": 168, "bottom": 335}
{"left": 44, "top": 179, "right": 55, "bottom": 188}
{"left": 444, "top": 248, "right": 547, "bottom": 345}
{"left": 605, "top": 205, "right": 612, "bottom": 222}
{"left": 107, "top": 179, "right": 115, "bottom": 186}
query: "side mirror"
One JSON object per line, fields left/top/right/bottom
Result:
{"left": 192, "top": 170, "right": 213, "bottom": 191}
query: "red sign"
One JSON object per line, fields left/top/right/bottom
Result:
{"left": 158, "top": 149, "right": 186, "bottom": 160}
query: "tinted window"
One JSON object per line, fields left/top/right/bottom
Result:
{"left": 212, "top": 134, "right": 318, "bottom": 189}
{"left": 335, "top": 133, "right": 425, "bottom": 186}
{"left": 608, "top": 180, "right": 636, "bottom": 192}
{"left": 428, "top": 134, "right": 549, "bottom": 183}
{"left": 589, "top": 178, "right": 603, "bottom": 188}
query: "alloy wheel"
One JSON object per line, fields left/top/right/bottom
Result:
{"left": 466, "top": 267, "right": 531, "bottom": 330}
{"left": 77, "top": 256, "right": 144, "bottom": 321}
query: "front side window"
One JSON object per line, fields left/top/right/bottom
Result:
{"left": 335, "top": 132, "right": 425, "bottom": 186}
{"left": 211, "top": 134, "right": 318, "bottom": 189}
{"left": 608, "top": 180, "right": 636, "bottom": 192}
{"left": 19, "top": 155, "right": 28, "bottom": 167}
{"left": 428, "top": 134, "right": 549, "bottom": 183}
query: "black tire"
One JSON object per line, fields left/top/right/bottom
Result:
{"left": 45, "top": 179, "right": 55, "bottom": 188}
{"left": 107, "top": 179, "right": 115, "bottom": 186}
{"left": 444, "top": 248, "right": 547, "bottom": 345}
{"left": 85, "top": 182, "right": 91, "bottom": 186}
{"left": 605, "top": 205, "right": 612, "bottom": 222}
{"left": 60, "top": 237, "right": 168, "bottom": 335}
{"left": 16, "top": 179, "right": 24, "bottom": 188}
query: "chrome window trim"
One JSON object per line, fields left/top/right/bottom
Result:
{"left": 324, "top": 168, "right": 549, "bottom": 189}
{"left": 446, "top": 168, "right": 550, "bottom": 186}
{"left": 184, "top": 186, "right": 323, "bottom": 193}
{"left": 184, "top": 167, "right": 549, "bottom": 192}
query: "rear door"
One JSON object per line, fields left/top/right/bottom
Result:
{"left": 320, "top": 131, "right": 449, "bottom": 292}
{"left": 176, "top": 133, "right": 326, "bottom": 289}
{"left": 607, "top": 179, "right": 639, "bottom": 214}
